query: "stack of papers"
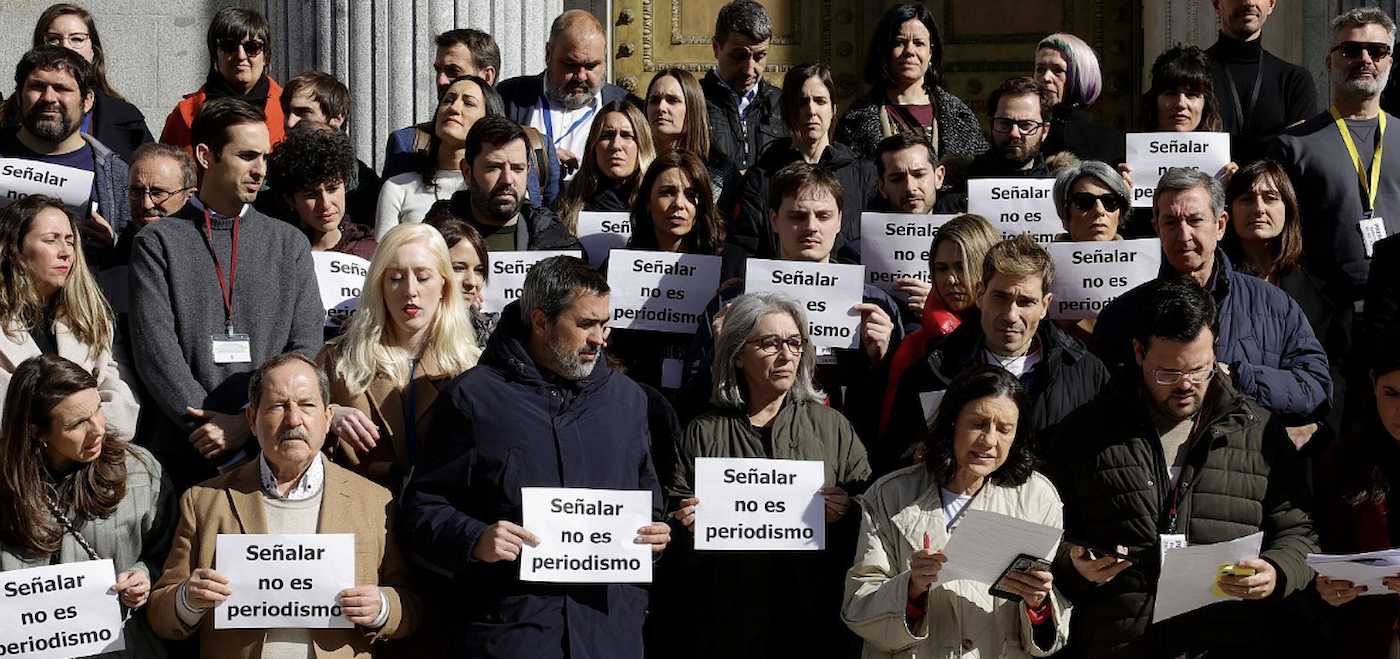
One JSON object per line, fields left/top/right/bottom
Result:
{"left": 1307, "top": 549, "right": 1400, "bottom": 595}
{"left": 1153, "top": 532, "right": 1262, "bottom": 623}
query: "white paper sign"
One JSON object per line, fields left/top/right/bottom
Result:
{"left": 519, "top": 487, "right": 653, "bottom": 583}
{"left": 967, "top": 178, "right": 1060, "bottom": 244}
{"left": 0, "top": 157, "right": 95, "bottom": 209}
{"left": 1153, "top": 531, "right": 1262, "bottom": 623}
{"left": 859, "top": 212, "right": 958, "bottom": 292}
{"left": 0, "top": 559, "right": 124, "bottom": 658}
{"left": 1045, "top": 239, "right": 1161, "bottom": 320}
{"left": 938, "top": 510, "right": 1063, "bottom": 585}
{"left": 606, "top": 249, "right": 721, "bottom": 333}
{"left": 744, "top": 258, "right": 864, "bottom": 350}
{"left": 693, "top": 457, "right": 826, "bottom": 551}
{"left": 214, "top": 533, "right": 355, "bottom": 629}
{"left": 1125, "top": 132, "right": 1231, "bottom": 208}
{"left": 311, "top": 251, "right": 370, "bottom": 330}
{"left": 481, "top": 250, "right": 583, "bottom": 315}
{"left": 576, "top": 212, "right": 632, "bottom": 269}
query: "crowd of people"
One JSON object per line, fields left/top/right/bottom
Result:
{"left": 1, "top": 0, "right": 1399, "bottom": 657}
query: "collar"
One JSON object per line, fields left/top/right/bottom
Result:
{"left": 189, "top": 194, "right": 247, "bottom": 226}
{"left": 710, "top": 69, "right": 759, "bottom": 117}
{"left": 258, "top": 452, "right": 325, "bottom": 501}
{"left": 1210, "top": 31, "right": 1264, "bottom": 61}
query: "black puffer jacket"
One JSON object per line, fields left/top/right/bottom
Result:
{"left": 880, "top": 315, "right": 1108, "bottom": 475}
{"left": 1042, "top": 375, "right": 1317, "bottom": 659}
{"left": 730, "top": 139, "right": 877, "bottom": 259}
{"left": 702, "top": 71, "right": 787, "bottom": 172}
{"left": 429, "top": 191, "right": 583, "bottom": 252}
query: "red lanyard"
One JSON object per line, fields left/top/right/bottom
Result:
{"left": 1163, "top": 413, "right": 1206, "bottom": 534}
{"left": 203, "top": 207, "right": 241, "bottom": 332}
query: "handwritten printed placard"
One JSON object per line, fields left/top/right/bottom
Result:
{"left": 693, "top": 457, "right": 826, "bottom": 551}
{"left": 519, "top": 487, "right": 654, "bottom": 583}
{"left": 0, "top": 559, "right": 124, "bottom": 659}
{"left": 215, "top": 534, "right": 355, "bottom": 629}
{"left": 576, "top": 212, "right": 632, "bottom": 269}
{"left": 480, "top": 250, "right": 584, "bottom": 316}
{"left": 0, "top": 158, "right": 95, "bottom": 209}
{"left": 1125, "top": 132, "right": 1231, "bottom": 207}
{"left": 967, "top": 178, "right": 1060, "bottom": 244}
{"left": 607, "top": 249, "right": 722, "bottom": 333}
{"left": 744, "top": 258, "right": 864, "bottom": 351}
{"left": 859, "top": 212, "right": 957, "bottom": 292}
{"left": 1045, "top": 239, "right": 1161, "bottom": 320}
{"left": 311, "top": 251, "right": 370, "bottom": 330}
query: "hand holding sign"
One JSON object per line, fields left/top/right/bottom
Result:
{"left": 634, "top": 522, "right": 671, "bottom": 555}
{"left": 183, "top": 568, "right": 232, "bottom": 610}
{"left": 336, "top": 585, "right": 383, "bottom": 626}
{"left": 855, "top": 303, "right": 893, "bottom": 363}
{"left": 113, "top": 569, "right": 150, "bottom": 609}
{"left": 673, "top": 496, "right": 699, "bottom": 531}
{"left": 821, "top": 486, "right": 851, "bottom": 523}
{"left": 473, "top": 521, "right": 541, "bottom": 563}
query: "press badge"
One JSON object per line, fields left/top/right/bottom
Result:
{"left": 1360, "top": 217, "right": 1387, "bottom": 258}
{"left": 211, "top": 333, "right": 252, "bottom": 364}
{"left": 1159, "top": 533, "right": 1188, "bottom": 566}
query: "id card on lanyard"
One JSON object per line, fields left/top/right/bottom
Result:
{"left": 539, "top": 95, "right": 597, "bottom": 150}
{"left": 201, "top": 207, "right": 251, "bottom": 364}
{"left": 1331, "top": 106, "right": 1390, "bottom": 257}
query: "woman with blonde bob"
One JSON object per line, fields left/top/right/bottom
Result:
{"left": 556, "top": 100, "right": 657, "bottom": 234}
{"left": 0, "top": 195, "right": 139, "bottom": 440}
{"left": 319, "top": 223, "right": 479, "bottom": 489}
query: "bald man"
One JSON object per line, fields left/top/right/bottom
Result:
{"left": 498, "top": 9, "right": 641, "bottom": 182}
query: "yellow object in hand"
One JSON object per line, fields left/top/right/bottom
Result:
{"left": 1210, "top": 563, "right": 1256, "bottom": 597}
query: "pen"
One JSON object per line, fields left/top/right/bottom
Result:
{"left": 923, "top": 532, "right": 930, "bottom": 551}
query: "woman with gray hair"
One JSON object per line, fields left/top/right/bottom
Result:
{"left": 668, "top": 292, "right": 871, "bottom": 658}
{"left": 1052, "top": 160, "right": 1129, "bottom": 242}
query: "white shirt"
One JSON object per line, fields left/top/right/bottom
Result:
{"left": 981, "top": 345, "right": 1043, "bottom": 378}
{"left": 528, "top": 82, "right": 602, "bottom": 182}
{"left": 375, "top": 169, "right": 466, "bottom": 241}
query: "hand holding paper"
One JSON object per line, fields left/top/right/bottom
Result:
{"left": 473, "top": 521, "right": 541, "bottom": 563}
{"left": 909, "top": 532, "right": 946, "bottom": 598}
{"left": 184, "top": 567, "right": 232, "bottom": 610}
{"left": 635, "top": 522, "right": 671, "bottom": 554}
{"left": 1315, "top": 575, "right": 1367, "bottom": 607}
{"left": 1214, "top": 557, "right": 1276, "bottom": 600}
{"left": 337, "top": 585, "right": 383, "bottom": 626}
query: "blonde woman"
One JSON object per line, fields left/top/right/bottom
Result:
{"left": 0, "top": 195, "right": 139, "bottom": 440}
{"left": 556, "top": 100, "right": 656, "bottom": 234}
{"left": 319, "top": 223, "right": 479, "bottom": 490}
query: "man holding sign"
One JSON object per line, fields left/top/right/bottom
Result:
{"left": 403, "top": 257, "right": 670, "bottom": 659}
{"left": 150, "top": 354, "right": 419, "bottom": 657}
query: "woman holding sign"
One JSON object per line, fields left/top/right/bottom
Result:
{"left": 845, "top": 365, "right": 1068, "bottom": 658}
{"left": 670, "top": 292, "right": 872, "bottom": 658}
{"left": 0, "top": 354, "right": 175, "bottom": 658}
{"left": 555, "top": 101, "right": 656, "bottom": 235}
{"left": 1050, "top": 160, "right": 1131, "bottom": 342}
{"left": 645, "top": 68, "right": 742, "bottom": 215}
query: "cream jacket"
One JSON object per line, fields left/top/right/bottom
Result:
{"left": 843, "top": 466, "right": 1070, "bottom": 658}
{"left": 0, "top": 319, "right": 139, "bottom": 441}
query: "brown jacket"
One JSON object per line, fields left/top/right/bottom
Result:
{"left": 148, "top": 458, "right": 418, "bottom": 658}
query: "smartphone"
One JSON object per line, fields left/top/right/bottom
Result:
{"left": 989, "top": 553, "right": 1053, "bottom": 601}
{"left": 1067, "top": 536, "right": 1131, "bottom": 561}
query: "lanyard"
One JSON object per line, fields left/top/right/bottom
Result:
{"left": 1162, "top": 413, "right": 1206, "bottom": 534}
{"left": 1221, "top": 59, "right": 1264, "bottom": 134}
{"left": 1330, "top": 105, "right": 1387, "bottom": 213}
{"left": 938, "top": 480, "right": 986, "bottom": 532}
{"left": 404, "top": 358, "right": 419, "bottom": 462}
{"left": 539, "top": 95, "right": 597, "bottom": 148}
{"left": 201, "top": 208, "right": 240, "bottom": 333}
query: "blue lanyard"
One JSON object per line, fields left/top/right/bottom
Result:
{"left": 539, "top": 95, "right": 597, "bottom": 148}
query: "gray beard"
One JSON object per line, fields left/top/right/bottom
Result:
{"left": 545, "top": 80, "right": 599, "bottom": 111}
{"left": 1333, "top": 68, "right": 1392, "bottom": 99}
{"left": 543, "top": 341, "right": 597, "bottom": 380}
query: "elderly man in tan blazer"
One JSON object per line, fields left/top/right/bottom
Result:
{"left": 149, "top": 352, "right": 419, "bottom": 657}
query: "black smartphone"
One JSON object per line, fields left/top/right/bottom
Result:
{"left": 989, "top": 553, "right": 1053, "bottom": 601}
{"left": 1065, "top": 536, "right": 1131, "bottom": 561}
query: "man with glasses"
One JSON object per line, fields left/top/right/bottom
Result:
{"left": 1043, "top": 274, "right": 1315, "bottom": 659}
{"left": 95, "top": 142, "right": 196, "bottom": 318}
{"left": 1094, "top": 168, "right": 1330, "bottom": 431}
{"left": 965, "top": 77, "right": 1055, "bottom": 180}
{"left": 160, "top": 7, "right": 286, "bottom": 153}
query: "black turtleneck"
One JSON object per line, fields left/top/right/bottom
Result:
{"left": 1207, "top": 32, "right": 1319, "bottom": 165}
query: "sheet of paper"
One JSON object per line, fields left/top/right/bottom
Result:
{"left": 519, "top": 487, "right": 653, "bottom": 583}
{"left": 938, "top": 509, "right": 1062, "bottom": 585}
{"left": 744, "top": 258, "right": 865, "bottom": 350}
{"left": 606, "top": 249, "right": 722, "bottom": 333}
{"left": 1152, "top": 532, "right": 1262, "bottom": 623}
{"left": 1307, "top": 549, "right": 1400, "bottom": 595}
{"left": 0, "top": 559, "right": 124, "bottom": 659}
{"left": 1124, "top": 132, "right": 1231, "bottom": 208}
{"left": 693, "top": 457, "right": 826, "bottom": 551}
{"left": 966, "top": 178, "right": 1060, "bottom": 244}
{"left": 311, "top": 251, "right": 370, "bottom": 330}
{"left": 576, "top": 211, "right": 631, "bottom": 269}
{"left": 858, "top": 212, "right": 957, "bottom": 293}
{"left": 1044, "top": 239, "right": 1161, "bottom": 320}
{"left": 215, "top": 534, "right": 356, "bottom": 629}
{"left": 480, "top": 250, "right": 583, "bottom": 316}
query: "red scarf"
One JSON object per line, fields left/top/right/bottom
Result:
{"left": 878, "top": 291, "right": 963, "bottom": 435}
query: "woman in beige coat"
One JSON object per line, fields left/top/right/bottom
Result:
{"left": 844, "top": 365, "right": 1070, "bottom": 658}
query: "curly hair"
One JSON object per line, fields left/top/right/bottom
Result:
{"left": 267, "top": 123, "right": 358, "bottom": 196}
{"left": 923, "top": 364, "right": 1037, "bottom": 487}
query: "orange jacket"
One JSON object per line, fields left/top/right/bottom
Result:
{"left": 158, "top": 78, "right": 286, "bottom": 154}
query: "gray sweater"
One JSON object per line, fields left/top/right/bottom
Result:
{"left": 128, "top": 199, "right": 323, "bottom": 473}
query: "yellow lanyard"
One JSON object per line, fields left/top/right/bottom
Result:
{"left": 1330, "top": 106, "right": 1386, "bottom": 212}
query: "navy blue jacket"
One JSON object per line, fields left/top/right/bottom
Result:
{"left": 1093, "top": 250, "right": 1332, "bottom": 422}
{"left": 402, "top": 301, "right": 663, "bottom": 659}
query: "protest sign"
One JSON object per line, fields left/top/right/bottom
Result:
{"left": 744, "top": 258, "right": 864, "bottom": 350}
{"left": 859, "top": 212, "right": 958, "bottom": 293}
{"left": 967, "top": 178, "right": 1060, "bottom": 243}
{"left": 607, "top": 249, "right": 721, "bottom": 333}
{"left": 519, "top": 487, "right": 653, "bottom": 584}
{"left": 0, "top": 158, "right": 95, "bottom": 210}
{"left": 576, "top": 212, "right": 632, "bottom": 268}
{"left": 1125, "top": 132, "right": 1230, "bottom": 207}
{"left": 1045, "top": 239, "right": 1161, "bottom": 320}
{"left": 214, "top": 534, "right": 355, "bottom": 629}
{"left": 311, "top": 251, "right": 371, "bottom": 330}
{"left": 0, "top": 559, "right": 123, "bottom": 659}
{"left": 693, "top": 457, "right": 826, "bottom": 551}
{"left": 480, "top": 250, "right": 583, "bottom": 316}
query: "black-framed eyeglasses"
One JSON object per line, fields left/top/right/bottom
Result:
{"left": 990, "top": 117, "right": 1047, "bottom": 134}
{"left": 1331, "top": 41, "right": 1392, "bottom": 60}
{"left": 745, "top": 334, "right": 805, "bottom": 356}
{"left": 216, "top": 38, "right": 265, "bottom": 57}
{"left": 1151, "top": 366, "right": 1215, "bottom": 386}
{"left": 1069, "top": 191, "right": 1123, "bottom": 213}
{"left": 126, "top": 186, "right": 192, "bottom": 204}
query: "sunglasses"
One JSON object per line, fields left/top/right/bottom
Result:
{"left": 1069, "top": 191, "right": 1123, "bottom": 213}
{"left": 1331, "top": 41, "right": 1392, "bottom": 60}
{"left": 216, "top": 38, "right": 265, "bottom": 57}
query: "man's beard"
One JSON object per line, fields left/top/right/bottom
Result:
{"left": 546, "top": 77, "right": 599, "bottom": 111}
{"left": 23, "top": 103, "right": 75, "bottom": 142}
{"left": 1334, "top": 65, "right": 1392, "bottom": 98}
{"left": 543, "top": 339, "right": 598, "bottom": 380}
{"left": 470, "top": 183, "right": 523, "bottom": 224}
{"left": 997, "top": 139, "right": 1039, "bottom": 167}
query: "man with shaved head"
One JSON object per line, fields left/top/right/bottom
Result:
{"left": 498, "top": 9, "right": 641, "bottom": 181}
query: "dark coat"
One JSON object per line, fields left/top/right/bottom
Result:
{"left": 90, "top": 88, "right": 153, "bottom": 163}
{"left": 834, "top": 86, "right": 988, "bottom": 162}
{"left": 497, "top": 73, "right": 643, "bottom": 126}
{"left": 700, "top": 71, "right": 787, "bottom": 172}
{"left": 1093, "top": 251, "right": 1333, "bottom": 422}
{"left": 1041, "top": 104, "right": 1126, "bottom": 165}
{"left": 429, "top": 190, "right": 583, "bottom": 252}
{"left": 881, "top": 315, "right": 1109, "bottom": 475}
{"left": 401, "top": 300, "right": 664, "bottom": 659}
{"left": 1357, "top": 234, "right": 1400, "bottom": 378}
{"left": 730, "top": 139, "right": 877, "bottom": 260}
{"left": 381, "top": 121, "right": 558, "bottom": 207}
{"left": 1042, "top": 375, "right": 1317, "bottom": 659}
